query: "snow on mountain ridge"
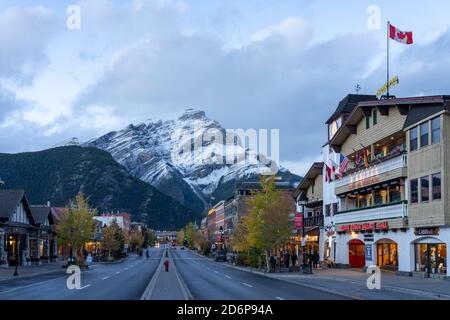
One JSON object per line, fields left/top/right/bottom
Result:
{"left": 85, "top": 108, "right": 297, "bottom": 213}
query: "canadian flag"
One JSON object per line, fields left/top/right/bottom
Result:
{"left": 389, "top": 23, "right": 413, "bottom": 45}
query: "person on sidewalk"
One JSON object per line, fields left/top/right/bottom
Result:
{"left": 291, "top": 252, "right": 298, "bottom": 268}
{"left": 313, "top": 252, "right": 319, "bottom": 269}
{"left": 270, "top": 255, "right": 276, "bottom": 272}
{"left": 284, "top": 251, "right": 290, "bottom": 268}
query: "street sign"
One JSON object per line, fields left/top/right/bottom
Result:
{"left": 376, "top": 75, "right": 399, "bottom": 98}
{"left": 365, "top": 244, "right": 373, "bottom": 261}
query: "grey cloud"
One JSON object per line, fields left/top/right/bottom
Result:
{"left": 73, "top": 21, "right": 382, "bottom": 169}
{"left": 0, "top": 6, "right": 58, "bottom": 85}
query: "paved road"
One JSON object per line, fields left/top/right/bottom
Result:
{"left": 0, "top": 248, "right": 162, "bottom": 300}
{"left": 171, "top": 249, "right": 347, "bottom": 300}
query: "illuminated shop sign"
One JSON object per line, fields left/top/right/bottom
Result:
{"left": 339, "top": 221, "right": 389, "bottom": 232}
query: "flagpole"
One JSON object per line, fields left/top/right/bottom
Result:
{"left": 387, "top": 21, "right": 390, "bottom": 98}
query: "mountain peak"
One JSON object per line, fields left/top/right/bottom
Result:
{"left": 178, "top": 109, "right": 206, "bottom": 121}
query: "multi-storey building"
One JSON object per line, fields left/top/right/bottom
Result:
{"left": 293, "top": 162, "right": 324, "bottom": 257}
{"left": 322, "top": 94, "right": 378, "bottom": 263}
{"left": 328, "top": 95, "right": 449, "bottom": 278}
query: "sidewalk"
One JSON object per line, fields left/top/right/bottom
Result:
{"left": 141, "top": 249, "right": 191, "bottom": 300}
{"left": 226, "top": 263, "right": 450, "bottom": 300}
{"left": 0, "top": 261, "right": 66, "bottom": 283}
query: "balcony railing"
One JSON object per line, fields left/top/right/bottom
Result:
{"left": 335, "top": 152, "right": 407, "bottom": 189}
{"left": 334, "top": 201, "right": 407, "bottom": 225}
{"left": 304, "top": 215, "right": 324, "bottom": 228}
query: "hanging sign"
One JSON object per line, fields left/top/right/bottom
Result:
{"left": 295, "top": 213, "right": 304, "bottom": 230}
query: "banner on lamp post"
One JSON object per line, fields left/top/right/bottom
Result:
{"left": 295, "top": 213, "right": 304, "bottom": 230}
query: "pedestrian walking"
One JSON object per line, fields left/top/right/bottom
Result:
{"left": 291, "top": 252, "right": 298, "bottom": 267}
{"left": 313, "top": 252, "right": 320, "bottom": 268}
{"left": 146, "top": 249, "right": 150, "bottom": 259}
{"left": 284, "top": 251, "right": 290, "bottom": 268}
{"left": 270, "top": 255, "right": 276, "bottom": 272}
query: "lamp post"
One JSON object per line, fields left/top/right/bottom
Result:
{"left": 13, "top": 237, "right": 20, "bottom": 276}
{"left": 219, "top": 226, "right": 224, "bottom": 251}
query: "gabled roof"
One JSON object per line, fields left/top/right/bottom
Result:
{"left": 50, "top": 207, "right": 68, "bottom": 223}
{"left": 0, "top": 189, "right": 35, "bottom": 224}
{"left": 293, "top": 162, "right": 324, "bottom": 198}
{"left": 329, "top": 95, "right": 450, "bottom": 150}
{"left": 326, "top": 94, "right": 377, "bottom": 125}
{"left": 30, "top": 206, "right": 55, "bottom": 225}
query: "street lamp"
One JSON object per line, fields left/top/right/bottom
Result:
{"left": 219, "top": 226, "right": 225, "bottom": 251}
{"left": 13, "top": 237, "right": 20, "bottom": 276}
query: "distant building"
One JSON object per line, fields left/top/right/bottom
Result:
{"left": 94, "top": 213, "right": 131, "bottom": 231}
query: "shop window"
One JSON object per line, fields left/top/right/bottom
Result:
{"left": 420, "top": 122, "right": 429, "bottom": 147}
{"left": 373, "top": 109, "right": 378, "bottom": 125}
{"left": 421, "top": 176, "right": 430, "bottom": 202}
{"left": 377, "top": 243, "right": 398, "bottom": 268}
{"left": 431, "top": 116, "right": 441, "bottom": 144}
{"left": 365, "top": 115, "right": 370, "bottom": 129}
{"left": 410, "top": 127, "right": 418, "bottom": 151}
{"left": 432, "top": 173, "right": 441, "bottom": 200}
{"left": 415, "top": 244, "right": 447, "bottom": 275}
{"left": 410, "top": 179, "right": 418, "bottom": 204}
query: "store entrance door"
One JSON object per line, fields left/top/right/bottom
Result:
{"left": 348, "top": 240, "right": 365, "bottom": 268}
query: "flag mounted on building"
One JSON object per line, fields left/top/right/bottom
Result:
{"left": 339, "top": 154, "right": 350, "bottom": 175}
{"left": 389, "top": 23, "right": 413, "bottom": 45}
{"left": 362, "top": 144, "right": 369, "bottom": 168}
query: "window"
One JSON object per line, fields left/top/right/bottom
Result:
{"left": 420, "top": 122, "right": 429, "bottom": 147}
{"left": 332, "top": 203, "right": 338, "bottom": 215}
{"left": 432, "top": 173, "right": 442, "bottom": 200}
{"left": 421, "top": 176, "right": 430, "bottom": 202}
{"left": 325, "top": 204, "right": 331, "bottom": 217}
{"left": 431, "top": 117, "right": 441, "bottom": 144}
{"left": 410, "top": 179, "right": 418, "bottom": 204}
{"left": 410, "top": 127, "right": 418, "bottom": 151}
{"left": 373, "top": 109, "right": 378, "bottom": 125}
{"left": 366, "top": 115, "right": 370, "bottom": 129}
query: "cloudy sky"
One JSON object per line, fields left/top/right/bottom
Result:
{"left": 1, "top": 0, "right": 450, "bottom": 175}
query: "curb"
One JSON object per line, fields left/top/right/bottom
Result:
{"left": 190, "top": 250, "right": 449, "bottom": 300}
{"left": 170, "top": 250, "right": 194, "bottom": 300}
{"left": 188, "top": 250, "right": 359, "bottom": 300}
{"left": 140, "top": 250, "right": 164, "bottom": 300}
{"left": 0, "top": 269, "right": 65, "bottom": 284}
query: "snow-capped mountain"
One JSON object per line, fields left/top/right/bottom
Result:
{"left": 85, "top": 109, "right": 300, "bottom": 214}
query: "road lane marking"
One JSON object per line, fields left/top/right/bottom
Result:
{"left": 214, "top": 271, "right": 219, "bottom": 274}
{"left": 275, "top": 297, "right": 284, "bottom": 300}
{"left": 80, "top": 285, "right": 91, "bottom": 290}
{"left": 102, "top": 276, "right": 110, "bottom": 280}
{"left": 124, "top": 267, "right": 129, "bottom": 271}
{"left": 115, "top": 271, "right": 120, "bottom": 275}
{"left": 225, "top": 275, "right": 231, "bottom": 279}
{"left": 242, "top": 283, "right": 253, "bottom": 288}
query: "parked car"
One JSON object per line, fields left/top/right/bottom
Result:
{"left": 215, "top": 251, "right": 227, "bottom": 262}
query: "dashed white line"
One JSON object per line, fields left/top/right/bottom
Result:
{"left": 275, "top": 297, "right": 284, "bottom": 300}
{"left": 80, "top": 284, "right": 91, "bottom": 290}
{"left": 242, "top": 283, "right": 253, "bottom": 288}
{"left": 102, "top": 276, "right": 110, "bottom": 280}
{"left": 115, "top": 271, "right": 121, "bottom": 275}
{"left": 214, "top": 271, "right": 219, "bottom": 274}
{"left": 225, "top": 275, "right": 232, "bottom": 279}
